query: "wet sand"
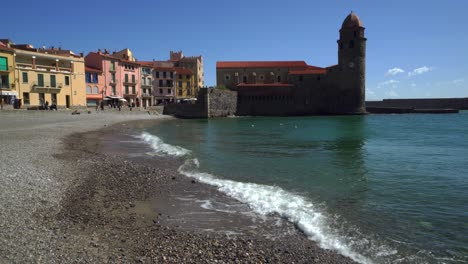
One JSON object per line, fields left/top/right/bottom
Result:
{"left": 0, "top": 111, "right": 356, "bottom": 263}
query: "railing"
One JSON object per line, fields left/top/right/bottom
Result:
{"left": 0, "top": 83, "right": 11, "bottom": 89}
{"left": 0, "top": 66, "right": 14, "bottom": 72}
{"left": 109, "top": 80, "right": 117, "bottom": 85}
{"left": 123, "top": 80, "right": 137, "bottom": 85}
{"left": 109, "top": 67, "right": 116, "bottom": 72}
{"left": 31, "top": 81, "right": 63, "bottom": 89}
{"left": 16, "top": 63, "right": 71, "bottom": 73}
{"left": 141, "top": 83, "right": 152, "bottom": 87}
{"left": 142, "top": 93, "right": 153, "bottom": 97}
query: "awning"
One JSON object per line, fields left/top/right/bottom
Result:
{"left": 0, "top": 91, "right": 18, "bottom": 96}
{"left": 105, "top": 95, "right": 123, "bottom": 100}
{"left": 118, "top": 98, "right": 127, "bottom": 102}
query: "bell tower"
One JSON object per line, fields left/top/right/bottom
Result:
{"left": 337, "top": 12, "right": 367, "bottom": 113}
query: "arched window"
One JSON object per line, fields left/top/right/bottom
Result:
{"left": 277, "top": 75, "right": 281, "bottom": 83}
{"left": 93, "top": 86, "right": 99, "bottom": 94}
{"left": 243, "top": 76, "right": 247, "bottom": 83}
{"left": 86, "top": 85, "right": 91, "bottom": 94}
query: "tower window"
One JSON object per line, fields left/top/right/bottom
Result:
{"left": 349, "top": 40, "right": 354, "bottom": 48}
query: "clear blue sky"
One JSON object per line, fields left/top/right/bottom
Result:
{"left": 3, "top": 0, "right": 467, "bottom": 99}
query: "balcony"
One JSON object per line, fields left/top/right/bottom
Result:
{"left": 141, "top": 82, "right": 152, "bottom": 88}
{"left": 109, "top": 79, "right": 117, "bottom": 85}
{"left": 123, "top": 80, "right": 137, "bottom": 85}
{"left": 0, "top": 66, "right": 14, "bottom": 72}
{"left": 31, "top": 81, "right": 63, "bottom": 92}
{"left": 109, "top": 67, "right": 116, "bottom": 72}
{"left": 16, "top": 63, "right": 71, "bottom": 73}
{"left": 142, "top": 93, "right": 153, "bottom": 98}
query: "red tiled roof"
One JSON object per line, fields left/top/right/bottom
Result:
{"left": 85, "top": 66, "right": 102, "bottom": 73}
{"left": 217, "top": 61, "right": 308, "bottom": 69}
{"left": 139, "top": 61, "right": 154, "bottom": 67}
{"left": 237, "top": 83, "right": 294, "bottom": 87}
{"left": 175, "top": 67, "right": 193, "bottom": 75}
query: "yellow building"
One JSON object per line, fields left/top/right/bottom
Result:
{"left": 3, "top": 40, "right": 86, "bottom": 109}
{"left": 0, "top": 41, "right": 16, "bottom": 108}
{"left": 175, "top": 67, "right": 195, "bottom": 100}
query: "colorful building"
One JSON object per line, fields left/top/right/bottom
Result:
{"left": 153, "top": 66, "right": 175, "bottom": 104}
{"left": 85, "top": 48, "right": 142, "bottom": 107}
{"left": 85, "top": 66, "right": 104, "bottom": 106}
{"left": 169, "top": 51, "right": 203, "bottom": 96}
{"left": 175, "top": 67, "right": 194, "bottom": 100}
{"left": 3, "top": 40, "right": 86, "bottom": 109}
{"left": 0, "top": 40, "right": 16, "bottom": 107}
{"left": 139, "top": 62, "right": 153, "bottom": 107}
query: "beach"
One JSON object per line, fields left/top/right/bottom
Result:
{"left": 0, "top": 111, "right": 355, "bottom": 263}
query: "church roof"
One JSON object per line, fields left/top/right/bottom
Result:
{"left": 217, "top": 61, "right": 308, "bottom": 69}
{"left": 341, "top": 12, "right": 363, "bottom": 28}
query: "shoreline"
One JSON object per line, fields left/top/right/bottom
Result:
{"left": 0, "top": 112, "right": 356, "bottom": 263}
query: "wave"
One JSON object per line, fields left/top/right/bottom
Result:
{"left": 137, "top": 132, "right": 389, "bottom": 264}
{"left": 136, "top": 132, "right": 191, "bottom": 157}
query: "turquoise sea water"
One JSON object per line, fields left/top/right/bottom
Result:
{"left": 141, "top": 113, "right": 468, "bottom": 263}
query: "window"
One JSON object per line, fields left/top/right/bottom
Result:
{"left": 0, "top": 57, "right": 7, "bottom": 71}
{"left": 93, "top": 86, "right": 98, "bottom": 94}
{"left": 354, "top": 31, "right": 357, "bottom": 37}
{"left": 111, "top": 73, "right": 116, "bottom": 83}
{"left": 186, "top": 75, "right": 190, "bottom": 79}
{"left": 38, "top": 74, "right": 44, "bottom": 87}
{"left": 159, "top": 89, "right": 163, "bottom": 94}
{"left": 259, "top": 75, "right": 264, "bottom": 80}
{"left": 125, "top": 74, "right": 128, "bottom": 82}
{"left": 132, "top": 86, "right": 135, "bottom": 94}
{"left": 125, "top": 86, "right": 129, "bottom": 94}
{"left": 159, "top": 80, "right": 163, "bottom": 87}
{"left": 349, "top": 40, "right": 354, "bottom": 48}
{"left": 170, "top": 72, "right": 173, "bottom": 78}
{"left": 86, "top": 85, "right": 92, "bottom": 94}
{"left": 131, "top": 75, "right": 135, "bottom": 83}
{"left": 23, "top": 92, "right": 30, "bottom": 105}
{"left": 65, "top": 76, "right": 70, "bottom": 85}
{"left": 112, "top": 86, "right": 116, "bottom": 95}
{"left": 179, "top": 74, "right": 182, "bottom": 79}
{"left": 277, "top": 75, "right": 281, "bottom": 83}
{"left": 51, "top": 93, "right": 57, "bottom": 104}
{"left": 187, "top": 89, "right": 191, "bottom": 96}
{"left": 299, "top": 75, "right": 303, "bottom": 81}
{"left": 22, "top": 72, "right": 28, "bottom": 83}
{"left": 50, "top": 75, "right": 56, "bottom": 87}
{"left": 178, "top": 81, "right": 182, "bottom": 88}
{"left": 187, "top": 81, "right": 190, "bottom": 88}
{"left": 155, "top": 71, "right": 159, "bottom": 78}
{"left": 142, "top": 77, "right": 145, "bottom": 85}
{"left": 163, "top": 72, "right": 167, "bottom": 78}
{"left": 178, "top": 89, "right": 182, "bottom": 96}
{"left": 93, "top": 73, "right": 98, "bottom": 83}
{"left": 317, "top": 76, "right": 321, "bottom": 81}
{"left": 110, "top": 61, "right": 115, "bottom": 71}
{"left": 85, "top": 72, "right": 91, "bottom": 83}
{"left": 168, "top": 89, "right": 171, "bottom": 94}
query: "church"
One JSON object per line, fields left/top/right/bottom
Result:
{"left": 216, "top": 12, "right": 367, "bottom": 115}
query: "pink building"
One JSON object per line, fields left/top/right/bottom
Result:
{"left": 85, "top": 48, "right": 142, "bottom": 107}
{"left": 85, "top": 66, "right": 105, "bottom": 106}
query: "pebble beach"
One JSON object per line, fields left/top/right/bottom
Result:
{"left": 0, "top": 111, "right": 355, "bottom": 263}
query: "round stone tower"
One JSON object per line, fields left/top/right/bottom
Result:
{"left": 337, "top": 12, "right": 367, "bottom": 113}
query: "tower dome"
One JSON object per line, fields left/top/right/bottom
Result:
{"left": 341, "top": 12, "right": 363, "bottom": 28}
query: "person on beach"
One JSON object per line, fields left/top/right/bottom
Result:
{"left": 0, "top": 97, "right": 4, "bottom": 110}
{"left": 96, "top": 101, "right": 100, "bottom": 112}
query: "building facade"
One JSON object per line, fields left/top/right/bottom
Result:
{"left": 175, "top": 67, "right": 195, "bottom": 99}
{"left": 85, "top": 48, "right": 142, "bottom": 107}
{"left": 85, "top": 66, "right": 104, "bottom": 106}
{"left": 216, "top": 12, "right": 366, "bottom": 115}
{"left": 0, "top": 40, "right": 16, "bottom": 107}
{"left": 139, "top": 62, "right": 153, "bottom": 107}
{"left": 153, "top": 66, "right": 176, "bottom": 104}
{"left": 170, "top": 51, "right": 203, "bottom": 96}
{"left": 4, "top": 40, "right": 87, "bottom": 109}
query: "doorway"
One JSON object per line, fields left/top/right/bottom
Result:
{"left": 66, "top": 95, "right": 70, "bottom": 108}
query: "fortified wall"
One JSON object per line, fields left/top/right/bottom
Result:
{"left": 163, "top": 88, "right": 237, "bottom": 118}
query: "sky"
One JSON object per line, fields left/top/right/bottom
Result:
{"left": 3, "top": 0, "right": 467, "bottom": 99}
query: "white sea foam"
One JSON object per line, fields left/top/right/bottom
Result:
{"left": 178, "top": 158, "right": 373, "bottom": 264}
{"left": 138, "top": 132, "right": 376, "bottom": 263}
{"left": 136, "top": 132, "right": 191, "bottom": 157}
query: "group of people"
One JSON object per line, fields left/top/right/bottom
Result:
{"left": 40, "top": 101, "right": 57, "bottom": 110}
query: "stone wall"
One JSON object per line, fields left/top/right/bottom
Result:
{"left": 162, "top": 88, "right": 237, "bottom": 118}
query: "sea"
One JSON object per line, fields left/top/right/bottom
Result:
{"left": 134, "top": 112, "right": 468, "bottom": 264}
